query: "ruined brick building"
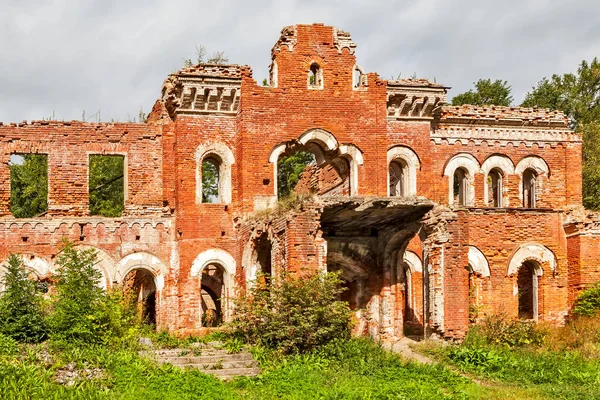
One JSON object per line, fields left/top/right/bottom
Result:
{"left": 1, "top": 24, "right": 599, "bottom": 340}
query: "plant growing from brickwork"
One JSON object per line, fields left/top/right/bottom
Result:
{"left": 230, "top": 270, "right": 351, "bottom": 354}
{"left": 0, "top": 254, "right": 47, "bottom": 343}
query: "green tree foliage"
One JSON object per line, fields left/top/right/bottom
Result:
{"left": 573, "top": 281, "right": 600, "bottom": 317}
{"left": 231, "top": 270, "right": 351, "bottom": 354}
{"left": 48, "top": 243, "right": 134, "bottom": 345}
{"left": 522, "top": 58, "right": 600, "bottom": 209}
{"left": 452, "top": 79, "right": 513, "bottom": 106}
{"left": 89, "top": 155, "right": 124, "bottom": 217}
{"left": 0, "top": 255, "right": 47, "bottom": 343}
{"left": 201, "top": 158, "right": 219, "bottom": 203}
{"left": 277, "top": 151, "right": 315, "bottom": 199}
{"left": 9, "top": 155, "right": 48, "bottom": 218}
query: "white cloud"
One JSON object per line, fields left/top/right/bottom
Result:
{"left": 0, "top": 0, "right": 598, "bottom": 122}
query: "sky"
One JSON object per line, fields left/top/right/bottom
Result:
{"left": 1, "top": 0, "right": 599, "bottom": 123}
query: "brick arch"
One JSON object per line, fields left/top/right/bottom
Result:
{"left": 0, "top": 254, "right": 53, "bottom": 292}
{"left": 481, "top": 154, "right": 514, "bottom": 207}
{"left": 387, "top": 145, "right": 421, "bottom": 196}
{"left": 194, "top": 141, "right": 235, "bottom": 204}
{"left": 515, "top": 155, "right": 550, "bottom": 176}
{"left": 115, "top": 252, "right": 168, "bottom": 290}
{"left": 190, "top": 248, "right": 236, "bottom": 321}
{"left": 443, "top": 153, "right": 480, "bottom": 206}
{"left": 467, "top": 245, "right": 490, "bottom": 278}
{"left": 269, "top": 128, "right": 363, "bottom": 197}
{"left": 507, "top": 243, "right": 556, "bottom": 277}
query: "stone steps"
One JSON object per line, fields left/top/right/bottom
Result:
{"left": 145, "top": 344, "right": 261, "bottom": 380}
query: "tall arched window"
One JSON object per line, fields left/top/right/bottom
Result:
{"left": 389, "top": 159, "right": 408, "bottom": 197}
{"left": 308, "top": 63, "right": 323, "bottom": 89}
{"left": 523, "top": 168, "right": 537, "bottom": 208}
{"left": 453, "top": 168, "right": 468, "bottom": 206}
{"left": 488, "top": 168, "right": 503, "bottom": 207}
{"left": 201, "top": 157, "right": 220, "bottom": 203}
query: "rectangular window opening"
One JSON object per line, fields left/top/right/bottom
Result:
{"left": 89, "top": 154, "right": 125, "bottom": 217}
{"left": 9, "top": 154, "right": 48, "bottom": 218}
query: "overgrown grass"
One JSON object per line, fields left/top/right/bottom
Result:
{"left": 0, "top": 338, "right": 501, "bottom": 400}
{"left": 232, "top": 338, "right": 489, "bottom": 399}
{"left": 421, "top": 315, "right": 600, "bottom": 400}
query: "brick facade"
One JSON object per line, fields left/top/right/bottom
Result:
{"left": 0, "top": 24, "right": 596, "bottom": 340}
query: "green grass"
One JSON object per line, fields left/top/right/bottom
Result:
{"left": 1, "top": 337, "right": 598, "bottom": 399}
{"left": 422, "top": 341, "right": 600, "bottom": 400}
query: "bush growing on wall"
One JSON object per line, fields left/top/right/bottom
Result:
{"left": 231, "top": 270, "right": 351, "bottom": 354}
{"left": 0, "top": 254, "right": 47, "bottom": 343}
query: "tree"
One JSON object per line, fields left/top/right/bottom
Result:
{"left": 452, "top": 79, "right": 513, "bottom": 106}
{"left": 9, "top": 154, "right": 48, "bottom": 218}
{"left": 277, "top": 151, "right": 316, "bottom": 199}
{"left": 522, "top": 58, "right": 600, "bottom": 209}
{"left": 0, "top": 254, "right": 47, "bottom": 343}
{"left": 89, "top": 155, "right": 124, "bottom": 217}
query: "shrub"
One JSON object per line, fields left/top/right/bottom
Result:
{"left": 573, "top": 282, "right": 600, "bottom": 317}
{"left": 231, "top": 270, "right": 351, "bottom": 354}
{"left": 48, "top": 242, "right": 136, "bottom": 346}
{"left": 463, "top": 314, "right": 547, "bottom": 348}
{"left": 0, "top": 254, "right": 47, "bottom": 343}
{"left": 0, "top": 333, "right": 18, "bottom": 356}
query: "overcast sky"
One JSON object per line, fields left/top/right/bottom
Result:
{"left": 1, "top": 0, "right": 599, "bottom": 123}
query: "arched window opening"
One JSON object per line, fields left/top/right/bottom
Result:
{"left": 389, "top": 159, "right": 408, "bottom": 197}
{"left": 308, "top": 63, "right": 323, "bottom": 88}
{"left": 523, "top": 169, "right": 537, "bottom": 208}
{"left": 453, "top": 168, "right": 468, "bottom": 206}
{"left": 201, "top": 157, "right": 220, "bottom": 203}
{"left": 488, "top": 168, "right": 503, "bottom": 207}
{"left": 123, "top": 269, "right": 156, "bottom": 326}
{"left": 200, "top": 263, "right": 225, "bottom": 327}
{"left": 517, "top": 262, "right": 536, "bottom": 320}
{"left": 277, "top": 151, "right": 316, "bottom": 199}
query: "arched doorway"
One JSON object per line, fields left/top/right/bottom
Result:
{"left": 200, "top": 263, "right": 226, "bottom": 327}
{"left": 401, "top": 251, "right": 424, "bottom": 336}
{"left": 517, "top": 261, "right": 538, "bottom": 320}
{"left": 123, "top": 268, "right": 157, "bottom": 326}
